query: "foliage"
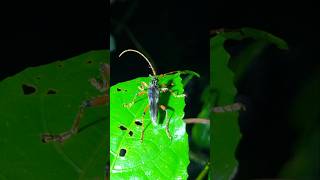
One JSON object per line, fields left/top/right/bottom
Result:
{"left": 0, "top": 50, "right": 109, "bottom": 179}
{"left": 209, "top": 28, "right": 288, "bottom": 179}
{"left": 110, "top": 72, "right": 190, "bottom": 179}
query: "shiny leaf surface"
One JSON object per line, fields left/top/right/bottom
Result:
{"left": 110, "top": 72, "right": 189, "bottom": 179}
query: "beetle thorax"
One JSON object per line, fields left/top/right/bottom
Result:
{"left": 150, "top": 76, "right": 158, "bottom": 88}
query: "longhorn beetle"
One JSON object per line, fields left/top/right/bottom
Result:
{"left": 118, "top": 49, "right": 185, "bottom": 141}
{"left": 41, "top": 63, "right": 109, "bottom": 143}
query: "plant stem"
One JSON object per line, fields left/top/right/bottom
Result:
{"left": 196, "top": 162, "right": 210, "bottom": 180}
{"left": 184, "top": 118, "right": 210, "bottom": 124}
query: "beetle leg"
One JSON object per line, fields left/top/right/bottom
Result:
{"left": 159, "top": 87, "right": 185, "bottom": 98}
{"left": 42, "top": 64, "right": 109, "bottom": 143}
{"left": 159, "top": 105, "right": 172, "bottom": 140}
{"left": 123, "top": 81, "right": 148, "bottom": 108}
{"left": 158, "top": 71, "right": 180, "bottom": 77}
{"left": 140, "top": 81, "right": 148, "bottom": 89}
{"left": 42, "top": 95, "right": 107, "bottom": 143}
{"left": 90, "top": 63, "right": 109, "bottom": 93}
{"left": 139, "top": 104, "right": 150, "bottom": 142}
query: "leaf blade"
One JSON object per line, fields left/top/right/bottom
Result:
{"left": 0, "top": 50, "right": 109, "bottom": 179}
{"left": 110, "top": 73, "right": 189, "bottom": 179}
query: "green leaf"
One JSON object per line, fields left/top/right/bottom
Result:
{"left": 209, "top": 28, "right": 288, "bottom": 179}
{"left": 181, "top": 71, "right": 201, "bottom": 87}
{"left": 191, "top": 123, "right": 210, "bottom": 149}
{"left": 230, "top": 41, "right": 269, "bottom": 82}
{"left": 191, "top": 87, "right": 213, "bottom": 149}
{"left": 230, "top": 27, "right": 289, "bottom": 82}
{"left": 210, "top": 34, "right": 240, "bottom": 180}
{"left": 240, "top": 27, "right": 288, "bottom": 49}
{"left": 0, "top": 50, "right": 109, "bottom": 179}
{"left": 110, "top": 72, "right": 189, "bottom": 179}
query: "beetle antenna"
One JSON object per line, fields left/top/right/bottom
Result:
{"left": 119, "top": 49, "right": 157, "bottom": 76}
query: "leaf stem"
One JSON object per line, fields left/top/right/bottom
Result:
{"left": 184, "top": 118, "right": 210, "bottom": 124}
{"left": 196, "top": 162, "right": 210, "bottom": 180}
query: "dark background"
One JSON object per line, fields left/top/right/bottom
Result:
{"left": 1, "top": 1, "right": 108, "bottom": 81}
{"left": 110, "top": 1, "right": 209, "bottom": 84}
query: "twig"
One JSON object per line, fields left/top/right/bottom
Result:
{"left": 212, "top": 102, "right": 246, "bottom": 113}
{"left": 196, "top": 162, "right": 210, "bottom": 180}
{"left": 184, "top": 118, "right": 210, "bottom": 125}
{"left": 209, "top": 28, "right": 241, "bottom": 36}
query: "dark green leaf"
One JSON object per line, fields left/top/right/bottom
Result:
{"left": 191, "top": 87, "right": 213, "bottom": 149}
{"left": 209, "top": 28, "right": 288, "bottom": 179}
{"left": 210, "top": 34, "right": 240, "bottom": 180}
{"left": 0, "top": 50, "right": 109, "bottom": 179}
{"left": 241, "top": 27, "right": 288, "bottom": 49}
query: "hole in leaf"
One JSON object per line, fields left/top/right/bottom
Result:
{"left": 119, "top": 149, "right": 127, "bottom": 157}
{"left": 119, "top": 125, "right": 127, "bottom": 131}
{"left": 46, "top": 89, "right": 57, "bottom": 95}
{"left": 135, "top": 120, "right": 142, "bottom": 126}
{"left": 22, "top": 84, "right": 36, "bottom": 95}
{"left": 129, "top": 131, "right": 133, "bottom": 136}
{"left": 116, "top": 88, "right": 127, "bottom": 92}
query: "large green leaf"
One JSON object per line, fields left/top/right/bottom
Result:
{"left": 210, "top": 34, "right": 240, "bottom": 180}
{"left": 191, "top": 86, "right": 213, "bottom": 149}
{"left": 209, "top": 28, "right": 288, "bottom": 179}
{"left": 0, "top": 50, "right": 109, "bottom": 179}
{"left": 110, "top": 72, "right": 189, "bottom": 179}
{"left": 230, "top": 27, "right": 288, "bottom": 81}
